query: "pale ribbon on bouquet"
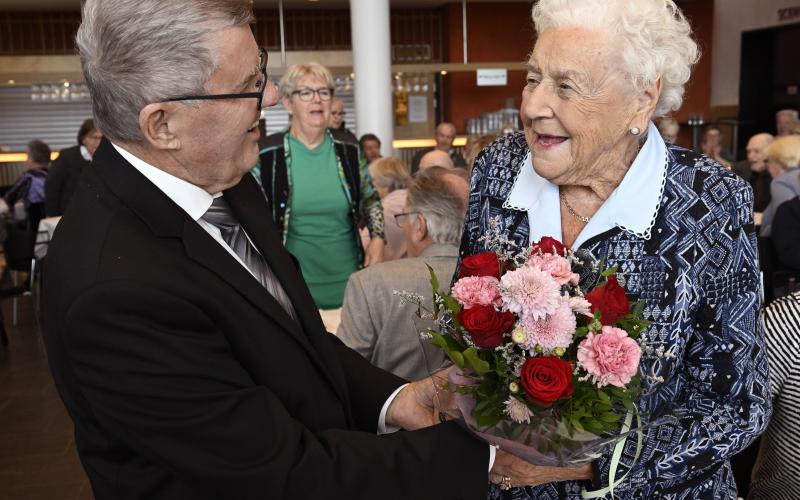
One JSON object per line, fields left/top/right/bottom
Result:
{"left": 580, "top": 409, "right": 643, "bottom": 500}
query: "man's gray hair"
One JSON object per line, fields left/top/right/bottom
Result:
{"left": 77, "top": 0, "right": 254, "bottom": 143}
{"left": 406, "top": 169, "right": 467, "bottom": 246}
{"left": 777, "top": 109, "right": 799, "bottom": 120}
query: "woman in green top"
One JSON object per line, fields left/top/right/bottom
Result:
{"left": 256, "top": 63, "right": 385, "bottom": 309}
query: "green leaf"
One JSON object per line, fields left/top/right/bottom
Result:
{"left": 447, "top": 350, "right": 465, "bottom": 368}
{"left": 463, "top": 348, "right": 491, "bottom": 375}
{"left": 427, "top": 264, "right": 440, "bottom": 294}
{"left": 599, "top": 412, "right": 622, "bottom": 423}
{"left": 601, "top": 264, "right": 619, "bottom": 278}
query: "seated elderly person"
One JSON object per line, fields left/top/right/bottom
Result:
{"left": 759, "top": 135, "right": 800, "bottom": 237}
{"left": 418, "top": 149, "right": 454, "bottom": 171}
{"left": 461, "top": 0, "right": 770, "bottom": 497}
{"left": 338, "top": 168, "right": 468, "bottom": 380}
{"left": 700, "top": 125, "right": 734, "bottom": 168}
{"left": 4, "top": 139, "right": 50, "bottom": 230}
{"left": 368, "top": 157, "right": 411, "bottom": 261}
{"left": 657, "top": 116, "right": 679, "bottom": 144}
{"left": 733, "top": 133, "right": 774, "bottom": 212}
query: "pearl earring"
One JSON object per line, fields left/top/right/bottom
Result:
{"left": 630, "top": 127, "right": 641, "bottom": 136}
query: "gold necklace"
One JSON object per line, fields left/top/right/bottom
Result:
{"left": 560, "top": 191, "right": 591, "bottom": 223}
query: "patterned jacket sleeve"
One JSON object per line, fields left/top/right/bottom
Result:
{"left": 359, "top": 153, "right": 385, "bottom": 241}
{"left": 605, "top": 175, "right": 772, "bottom": 495}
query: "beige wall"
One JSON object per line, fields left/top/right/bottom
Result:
{"left": 712, "top": 0, "right": 800, "bottom": 107}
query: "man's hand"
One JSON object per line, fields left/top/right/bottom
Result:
{"left": 363, "top": 238, "right": 385, "bottom": 268}
{"left": 489, "top": 450, "right": 593, "bottom": 488}
{"left": 385, "top": 367, "right": 454, "bottom": 430}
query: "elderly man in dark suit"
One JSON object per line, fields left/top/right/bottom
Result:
{"left": 41, "top": 1, "right": 578, "bottom": 499}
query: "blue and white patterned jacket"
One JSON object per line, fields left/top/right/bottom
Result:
{"left": 459, "top": 132, "right": 772, "bottom": 500}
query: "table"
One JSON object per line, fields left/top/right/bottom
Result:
{"left": 319, "top": 308, "right": 342, "bottom": 334}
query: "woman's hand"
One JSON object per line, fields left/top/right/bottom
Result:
{"left": 490, "top": 450, "right": 593, "bottom": 488}
{"left": 363, "top": 237, "right": 385, "bottom": 267}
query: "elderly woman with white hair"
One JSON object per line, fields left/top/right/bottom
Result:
{"left": 456, "top": 0, "right": 771, "bottom": 498}
{"left": 257, "top": 63, "right": 385, "bottom": 309}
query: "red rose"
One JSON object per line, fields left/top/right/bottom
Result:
{"left": 531, "top": 236, "right": 569, "bottom": 257}
{"left": 585, "top": 275, "right": 631, "bottom": 325}
{"left": 457, "top": 305, "right": 515, "bottom": 349}
{"left": 459, "top": 252, "right": 502, "bottom": 279}
{"left": 520, "top": 356, "right": 574, "bottom": 406}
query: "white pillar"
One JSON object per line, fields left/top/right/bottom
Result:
{"left": 349, "top": 0, "right": 394, "bottom": 157}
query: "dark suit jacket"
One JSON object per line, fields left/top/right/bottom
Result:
{"left": 45, "top": 144, "right": 91, "bottom": 217}
{"left": 42, "top": 139, "right": 486, "bottom": 500}
{"left": 772, "top": 196, "right": 800, "bottom": 271}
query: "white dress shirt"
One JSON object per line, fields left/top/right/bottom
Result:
{"left": 504, "top": 121, "right": 668, "bottom": 248}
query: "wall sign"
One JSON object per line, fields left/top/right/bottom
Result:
{"left": 477, "top": 69, "right": 508, "bottom": 87}
{"left": 778, "top": 6, "right": 800, "bottom": 21}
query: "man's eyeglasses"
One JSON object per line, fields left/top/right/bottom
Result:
{"left": 394, "top": 211, "right": 419, "bottom": 228}
{"left": 291, "top": 87, "right": 334, "bottom": 102}
{"left": 165, "top": 48, "right": 269, "bottom": 109}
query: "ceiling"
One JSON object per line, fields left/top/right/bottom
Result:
{"left": 0, "top": 0, "right": 533, "bottom": 11}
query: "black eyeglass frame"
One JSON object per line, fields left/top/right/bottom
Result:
{"left": 165, "top": 48, "right": 269, "bottom": 109}
{"left": 394, "top": 211, "right": 420, "bottom": 228}
{"left": 290, "top": 87, "right": 335, "bottom": 102}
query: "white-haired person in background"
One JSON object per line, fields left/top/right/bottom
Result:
{"left": 776, "top": 109, "right": 799, "bottom": 137}
{"left": 657, "top": 116, "right": 680, "bottom": 144}
{"left": 454, "top": 0, "right": 770, "bottom": 498}
{"left": 758, "top": 135, "right": 800, "bottom": 237}
{"left": 257, "top": 62, "right": 385, "bottom": 309}
{"left": 338, "top": 167, "right": 469, "bottom": 380}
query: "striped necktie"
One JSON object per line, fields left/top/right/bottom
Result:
{"left": 201, "top": 197, "right": 297, "bottom": 321}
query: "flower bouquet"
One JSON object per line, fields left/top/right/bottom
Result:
{"left": 402, "top": 229, "right": 656, "bottom": 468}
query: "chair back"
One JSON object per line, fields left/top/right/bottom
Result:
{"left": 4, "top": 221, "right": 36, "bottom": 273}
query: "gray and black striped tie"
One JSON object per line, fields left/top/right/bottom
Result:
{"left": 202, "top": 197, "right": 297, "bottom": 321}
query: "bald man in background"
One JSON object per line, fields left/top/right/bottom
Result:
{"left": 410, "top": 122, "right": 467, "bottom": 173}
{"left": 418, "top": 149, "right": 454, "bottom": 171}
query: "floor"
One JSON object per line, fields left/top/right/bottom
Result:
{"left": 0, "top": 295, "right": 93, "bottom": 500}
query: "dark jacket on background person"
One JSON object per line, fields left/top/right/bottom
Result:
{"left": 45, "top": 144, "right": 91, "bottom": 217}
{"left": 41, "top": 139, "right": 487, "bottom": 500}
{"left": 255, "top": 127, "right": 385, "bottom": 266}
{"left": 772, "top": 196, "right": 800, "bottom": 271}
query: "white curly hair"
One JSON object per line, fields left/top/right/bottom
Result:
{"left": 531, "top": 0, "right": 700, "bottom": 117}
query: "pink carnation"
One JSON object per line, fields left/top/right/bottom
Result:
{"left": 500, "top": 265, "right": 562, "bottom": 321}
{"left": 528, "top": 254, "right": 579, "bottom": 286}
{"left": 451, "top": 276, "right": 501, "bottom": 309}
{"left": 577, "top": 326, "right": 641, "bottom": 388}
{"left": 520, "top": 300, "right": 576, "bottom": 352}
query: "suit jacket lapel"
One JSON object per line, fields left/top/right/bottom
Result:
{"left": 94, "top": 141, "right": 351, "bottom": 418}
{"left": 224, "top": 174, "right": 353, "bottom": 419}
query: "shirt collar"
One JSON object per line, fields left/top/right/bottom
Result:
{"left": 111, "top": 143, "right": 218, "bottom": 221}
{"left": 504, "top": 121, "right": 668, "bottom": 248}
{"left": 80, "top": 145, "right": 92, "bottom": 161}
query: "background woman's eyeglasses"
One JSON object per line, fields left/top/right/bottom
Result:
{"left": 164, "top": 48, "right": 269, "bottom": 109}
{"left": 291, "top": 87, "right": 334, "bottom": 102}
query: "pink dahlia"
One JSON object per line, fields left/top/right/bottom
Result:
{"left": 577, "top": 326, "right": 641, "bottom": 388}
{"left": 451, "top": 276, "right": 501, "bottom": 309}
{"left": 499, "top": 265, "right": 562, "bottom": 321}
{"left": 519, "top": 300, "right": 576, "bottom": 352}
{"left": 528, "top": 254, "right": 579, "bottom": 286}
